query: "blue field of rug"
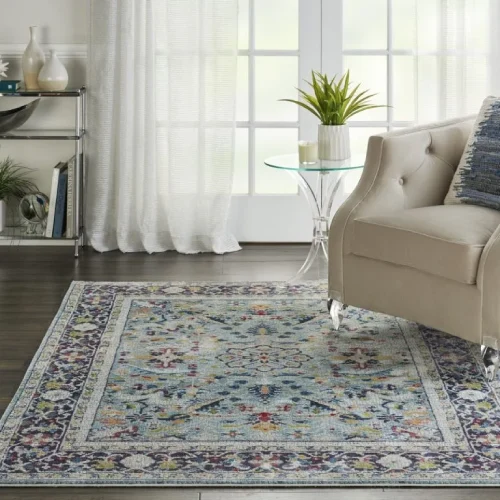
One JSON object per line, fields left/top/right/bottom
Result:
{"left": 0, "top": 281, "right": 499, "bottom": 486}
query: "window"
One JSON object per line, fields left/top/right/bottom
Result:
{"left": 234, "top": 0, "right": 403, "bottom": 197}
{"left": 343, "top": 0, "right": 492, "bottom": 150}
{"left": 234, "top": 0, "right": 300, "bottom": 196}
{"left": 233, "top": 0, "right": 494, "bottom": 196}
{"left": 342, "top": 0, "right": 417, "bottom": 153}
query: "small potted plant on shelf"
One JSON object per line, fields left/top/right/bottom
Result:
{"left": 280, "top": 70, "right": 387, "bottom": 161}
{"left": 0, "top": 157, "right": 37, "bottom": 232}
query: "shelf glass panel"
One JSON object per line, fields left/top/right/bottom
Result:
{"left": 0, "top": 226, "right": 79, "bottom": 241}
{"left": 0, "top": 129, "right": 85, "bottom": 140}
{"left": 0, "top": 87, "right": 86, "bottom": 97}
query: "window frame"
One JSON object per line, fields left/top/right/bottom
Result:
{"left": 235, "top": 0, "right": 321, "bottom": 196}
{"left": 236, "top": 0, "right": 416, "bottom": 198}
{"left": 236, "top": 0, "right": 498, "bottom": 198}
{"left": 327, "top": 0, "right": 415, "bottom": 133}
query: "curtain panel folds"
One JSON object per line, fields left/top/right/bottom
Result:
{"left": 87, "top": 0, "right": 240, "bottom": 254}
{"left": 416, "top": 0, "right": 500, "bottom": 122}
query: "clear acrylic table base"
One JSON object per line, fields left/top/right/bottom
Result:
{"left": 286, "top": 169, "right": 345, "bottom": 282}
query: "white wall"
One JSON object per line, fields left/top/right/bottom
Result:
{"left": 0, "top": 0, "right": 87, "bottom": 239}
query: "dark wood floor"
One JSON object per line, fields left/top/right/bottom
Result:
{"left": 0, "top": 245, "right": 497, "bottom": 499}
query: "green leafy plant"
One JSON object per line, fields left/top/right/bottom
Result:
{"left": 0, "top": 157, "right": 37, "bottom": 201}
{"left": 280, "top": 70, "right": 387, "bottom": 126}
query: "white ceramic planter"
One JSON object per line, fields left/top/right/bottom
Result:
{"left": 0, "top": 199, "right": 6, "bottom": 233}
{"left": 318, "top": 124, "right": 351, "bottom": 161}
{"left": 22, "top": 26, "right": 45, "bottom": 90}
{"left": 38, "top": 50, "right": 68, "bottom": 91}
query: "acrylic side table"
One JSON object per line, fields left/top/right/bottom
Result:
{"left": 264, "top": 154, "right": 364, "bottom": 281}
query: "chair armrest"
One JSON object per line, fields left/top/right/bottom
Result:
{"left": 477, "top": 225, "right": 500, "bottom": 350}
{"left": 328, "top": 115, "right": 475, "bottom": 301}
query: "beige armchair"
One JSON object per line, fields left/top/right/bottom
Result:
{"left": 328, "top": 116, "right": 500, "bottom": 380}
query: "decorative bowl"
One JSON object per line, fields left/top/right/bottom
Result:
{"left": 0, "top": 99, "right": 40, "bottom": 134}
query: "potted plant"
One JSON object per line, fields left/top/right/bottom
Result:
{"left": 0, "top": 158, "right": 37, "bottom": 232}
{"left": 281, "top": 70, "right": 386, "bottom": 161}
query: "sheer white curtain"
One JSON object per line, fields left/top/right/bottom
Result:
{"left": 87, "top": 0, "right": 241, "bottom": 254}
{"left": 416, "top": 0, "right": 500, "bottom": 122}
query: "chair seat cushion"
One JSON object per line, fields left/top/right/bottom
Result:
{"left": 352, "top": 205, "right": 500, "bottom": 284}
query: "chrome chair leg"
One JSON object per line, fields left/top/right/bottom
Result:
{"left": 328, "top": 299, "right": 345, "bottom": 330}
{"left": 481, "top": 346, "right": 500, "bottom": 382}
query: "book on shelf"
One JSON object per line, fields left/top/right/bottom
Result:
{"left": 52, "top": 169, "right": 68, "bottom": 238}
{"left": 66, "top": 155, "right": 76, "bottom": 238}
{"left": 45, "top": 162, "right": 67, "bottom": 237}
{"left": 0, "top": 80, "right": 21, "bottom": 92}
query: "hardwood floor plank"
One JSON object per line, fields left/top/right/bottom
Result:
{"left": 222, "top": 260, "right": 304, "bottom": 275}
{"left": 0, "top": 370, "right": 28, "bottom": 401}
{"left": 222, "top": 262, "right": 328, "bottom": 282}
{"left": 202, "top": 489, "right": 500, "bottom": 500}
{"left": 0, "top": 360, "right": 26, "bottom": 370}
{"left": 223, "top": 245, "right": 309, "bottom": 262}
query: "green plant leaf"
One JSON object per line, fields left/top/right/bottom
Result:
{"left": 0, "top": 157, "right": 38, "bottom": 201}
{"left": 279, "top": 99, "right": 322, "bottom": 121}
{"left": 280, "top": 69, "right": 388, "bottom": 125}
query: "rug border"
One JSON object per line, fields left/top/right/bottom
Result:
{"left": 0, "top": 281, "right": 81, "bottom": 438}
{"left": 1, "top": 280, "right": 499, "bottom": 488}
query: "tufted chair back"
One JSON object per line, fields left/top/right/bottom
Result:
{"left": 331, "top": 116, "right": 476, "bottom": 260}
{"left": 367, "top": 119, "right": 475, "bottom": 210}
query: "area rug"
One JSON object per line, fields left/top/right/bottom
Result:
{"left": 1, "top": 281, "right": 499, "bottom": 487}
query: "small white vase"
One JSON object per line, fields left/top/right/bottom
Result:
{"left": 318, "top": 124, "right": 351, "bottom": 161}
{"left": 22, "top": 26, "right": 46, "bottom": 90}
{"left": 38, "top": 50, "right": 68, "bottom": 91}
{"left": 0, "top": 199, "right": 6, "bottom": 232}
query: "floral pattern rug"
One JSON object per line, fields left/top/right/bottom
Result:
{"left": 0, "top": 281, "right": 499, "bottom": 486}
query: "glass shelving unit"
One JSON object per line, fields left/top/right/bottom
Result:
{"left": 0, "top": 86, "right": 86, "bottom": 257}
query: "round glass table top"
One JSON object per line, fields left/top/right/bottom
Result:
{"left": 264, "top": 153, "right": 365, "bottom": 172}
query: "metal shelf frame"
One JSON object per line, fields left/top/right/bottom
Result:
{"left": 0, "top": 86, "right": 86, "bottom": 257}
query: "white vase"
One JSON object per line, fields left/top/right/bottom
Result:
{"left": 38, "top": 50, "right": 68, "bottom": 91}
{"left": 318, "top": 124, "right": 351, "bottom": 161}
{"left": 0, "top": 199, "right": 6, "bottom": 232}
{"left": 22, "top": 26, "right": 46, "bottom": 90}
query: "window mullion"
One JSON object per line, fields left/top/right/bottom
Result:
{"left": 299, "top": 0, "right": 322, "bottom": 143}
{"left": 238, "top": 50, "right": 299, "bottom": 57}
{"left": 387, "top": 0, "right": 394, "bottom": 129}
{"left": 248, "top": 0, "right": 256, "bottom": 196}
{"left": 322, "top": 0, "right": 343, "bottom": 75}
{"left": 349, "top": 121, "right": 414, "bottom": 128}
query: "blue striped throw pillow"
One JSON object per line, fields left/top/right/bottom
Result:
{"left": 445, "top": 96, "right": 500, "bottom": 209}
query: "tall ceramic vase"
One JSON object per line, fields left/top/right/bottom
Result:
{"left": 318, "top": 124, "right": 351, "bottom": 161}
{"left": 0, "top": 199, "right": 6, "bottom": 233}
{"left": 38, "top": 50, "right": 68, "bottom": 91}
{"left": 22, "top": 26, "right": 45, "bottom": 90}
